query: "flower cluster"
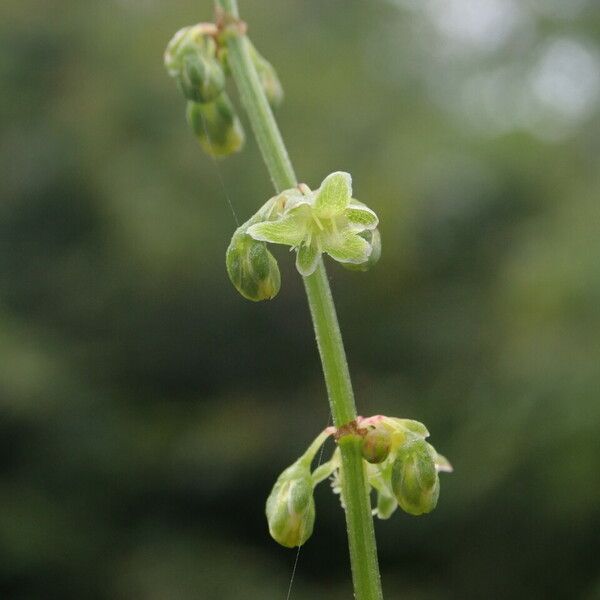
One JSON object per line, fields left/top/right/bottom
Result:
{"left": 164, "top": 23, "right": 282, "bottom": 157}
{"left": 225, "top": 172, "right": 381, "bottom": 300}
{"left": 266, "top": 416, "right": 452, "bottom": 548}
{"left": 358, "top": 416, "right": 452, "bottom": 518}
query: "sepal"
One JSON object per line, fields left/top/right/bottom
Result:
{"left": 342, "top": 228, "right": 381, "bottom": 272}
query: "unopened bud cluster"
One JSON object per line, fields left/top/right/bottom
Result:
{"left": 360, "top": 416, "right": 452, "bottom": 518}
{"left": 266, "top": 415, "right": 451, "bottom": 548}
{"left": 164, "top": 22, "right": 283, "bottom": 157}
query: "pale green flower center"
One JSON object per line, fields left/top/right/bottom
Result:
{"left": 306, "top": 212, "right": 347, "bottom": 245}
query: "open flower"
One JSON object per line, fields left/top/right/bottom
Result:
{"left": 247, "top": 172, "right": 379, "bottom": 276}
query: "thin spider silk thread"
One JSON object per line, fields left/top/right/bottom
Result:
{"left": 201, "top": 117, "right": 240, "bottom": 226}
{"left": 285, "top": 415, "right": 332, "bottom": 600}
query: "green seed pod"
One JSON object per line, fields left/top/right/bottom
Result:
{"left": 165, "top": 25, "right": 225, "bottom": 103}
{"left": 342, "top": 228, "right": 381, "bottom": 272}
{"left": 391, "top": 439, "right": 440, "bottom": 516}
{"left": 361, "top": 428, "right": 392, "bottom": 464}
{"left": 186, "top": 94, "right": 245, "bottom": 157}
{"left": 226, "top": 232, "right": 280, "bottom": 301}
{"left": 266, "top": 462, "right": 315, "bottom": 548}
{"left": 249, "top": 42, "right": 284, "bottom": 108}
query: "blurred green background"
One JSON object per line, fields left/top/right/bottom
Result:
{"left": 1, "top": 0, "right": 599, "bottom": 598}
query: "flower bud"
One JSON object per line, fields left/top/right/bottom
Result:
{"left": 226, "top": 232, "right": 280, "bottom": 301}
{"left": 361, "top": 428, "right": 391, "bottom": 464}
{"left": 165, "top": 25, "right": 225, "bottom": 103}
{"left": 391, "top": 439, "right": 440, "bottom": 516}
{"left": 186, "top": 94, "right": 245, "bottom": 157}
{"left": 249, "top": 43, "right": 284, "bottom": 108}
{"left": 266, "top": 462, "right": 315, "bottom": 548}
{"left": 177, "top": 52, "right": 225, "bottom": 103}
{"left": 342, "top": 228, "right": 381, "bottom": 272}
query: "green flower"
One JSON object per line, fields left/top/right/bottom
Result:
{"left": 247, "top": 172, "right": 379, "bottom": 276}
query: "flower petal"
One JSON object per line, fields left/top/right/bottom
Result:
{"left": 247, "top": 212, "right": 307, "bottom": 247}
{"left": 314, "top": 172, "right": 352, "bottom": 218}
{"left": 296, "top": 243, "right": 321, "bottom": 277}
{"left": 346, "top": 200, "right": 378, "bottom": 232}
{"left": 322, "top": 231, "right": 371, "bottom": 264}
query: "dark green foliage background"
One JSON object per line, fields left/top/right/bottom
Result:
{"left": 1, "top": 1, "right": 599, "bottom": 598}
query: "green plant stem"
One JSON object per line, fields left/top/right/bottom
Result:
{"left": 216, "top": 1, "right": 383, "bottom": 598}
{"left": 304, "top": 262, "right": 382, "bottom": 600}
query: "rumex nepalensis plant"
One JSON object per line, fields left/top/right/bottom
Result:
{"left": 164, "top": 3, "right": 452, "bottom": 598}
